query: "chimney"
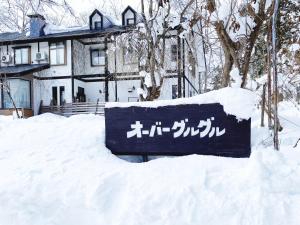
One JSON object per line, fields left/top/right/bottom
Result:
{"left": 28, "top": 14, "right": 46, "bottom": 37}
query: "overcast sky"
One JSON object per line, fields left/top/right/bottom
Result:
{"left": 68, "top": 0, "right": 140, "bottom": 14}
{"left": 63, "top": 0, "right": 141, "bottom": 25}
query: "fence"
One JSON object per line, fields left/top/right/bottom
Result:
{"left": 40, "top": 100, "right": 105, "bottom": 117}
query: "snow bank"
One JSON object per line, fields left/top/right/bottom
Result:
{"left": 106, "top": 87, "right": 256, "bottom": 120}
{"left": 0, "top": 110, "right": 300, "bottom": 225}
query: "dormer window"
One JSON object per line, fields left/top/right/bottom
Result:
{"left": 127, "top": 18, "right": 135, "bottom": 25}
{"left": 94, "top": 21, "right": 102, "bottom": 30}
{"left": 89, "top": 9, "right": 103, "bottom": 30}
{"left": 122, "top": 6, "right": 137, "bottom": 27}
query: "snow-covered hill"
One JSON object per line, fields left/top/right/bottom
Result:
{"left": 0, "top": 102, "right": 300, "bottom": 225}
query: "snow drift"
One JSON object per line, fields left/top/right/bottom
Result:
{"left": 107, "top": 87, "right": 256, "bottom": 120}
{"left": 0, "top": 91, "right": 300, "bottom": 225}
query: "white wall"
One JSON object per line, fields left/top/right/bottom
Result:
{"left": 85, "top": 82, "right": 105, "bottom": 102}
{"left": 114, "top": 79, "right": 141, "bottom": 102}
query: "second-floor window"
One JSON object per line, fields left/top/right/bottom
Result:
{"left": 50, "top": 42, "right": 66, "bottom": 65}
{"left": 90, "top": 49, "right": 105, "bottom": 66}
{"left": 14, "top": 47, "right": 30, "bottom": 65}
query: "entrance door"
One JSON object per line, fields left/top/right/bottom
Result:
{"left": 52, "top": 86, "right": 65, "bottom": 106}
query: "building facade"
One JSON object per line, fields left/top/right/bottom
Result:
{"left": 0, "top": 6, "right": 200, "bottom": 115}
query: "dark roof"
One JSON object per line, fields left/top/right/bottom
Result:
{"left": 28, "top": 14, "right": 45, "bottom": 20}
{"left": 122, "top": 5, "right": 137, "bottom": 15}
{"left": 0, "top": 26, "right": 127, "bottom": 45}
{"left": 0, "top": 63, "right": 50, "bottom": 77}
{"left": 0, "top": 32, "right": 25, "bottom": 42}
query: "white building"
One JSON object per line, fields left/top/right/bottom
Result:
{"left": 0, "top": 6, "right": 200, "bottom": 116}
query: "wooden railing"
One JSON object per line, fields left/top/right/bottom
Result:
{"left": 40, "top": 100, "right": 105, "bottom": 117}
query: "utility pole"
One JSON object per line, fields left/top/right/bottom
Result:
{"left": 272, "top": 0, "right": 280, "bottom": 150}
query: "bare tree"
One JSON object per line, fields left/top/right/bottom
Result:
{"left": 272, "top": 0, "right": 279, "bottom": 150}
{"left": 0, "top": 0, "right": 76, "bottom": 32}
{"left": 205, "top": 0, "right": 274, "bottom": 88}
{"left": 121, "top": 0, "right": 203, "bottom": 101}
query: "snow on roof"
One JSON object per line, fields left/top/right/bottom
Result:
{"left": 106, "top": 87, "right": 256, "bottom": 120}
{"left": 43, "top": 24, "right": 89, "bottom": 35}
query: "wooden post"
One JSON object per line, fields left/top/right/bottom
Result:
{"left": 71, "top": 40, "right": 75, "bottom": 103}
{"left": 261, "top": 84, "right": 266, "bottom": 127}
{"left": 105, "top": 37, "right": 109, "bottom": 102}
{"left": 182, "top": 39, "right": 186, "bottom": 97}
{"left": 114, "top": 36, "right": 118, "bottom": 102}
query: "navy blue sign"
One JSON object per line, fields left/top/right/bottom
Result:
{"left": 105, "top": 103, "right": 251, "bottom": 158}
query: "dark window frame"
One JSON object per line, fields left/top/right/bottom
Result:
{"left": 90, "top": 48, "right": 106, "bottom": 67}
{"left": 126, "top": 18, "right": 135, "bottom": 26}
{"left": 94, "top": 21, "right": 103, "bottom": 30}
{"left": 49, "top": 41, "right": 67, "bottom": 66}
{"left": 13, "top": 46, "right": 31, "bottom": 65}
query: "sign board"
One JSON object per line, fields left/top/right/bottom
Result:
{"left": 105, "top": 103, "right": 251, "bottom": 158}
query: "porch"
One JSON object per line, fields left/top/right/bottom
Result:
{"left": 0, "top": 63, "right": 50, "bottom": 117}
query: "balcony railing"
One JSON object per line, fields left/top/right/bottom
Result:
{"left": 39, "top": 100, "right": 105, "bottom": 117}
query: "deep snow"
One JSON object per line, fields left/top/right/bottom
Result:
{"left": 0, "top": 102, "right": 300, "bottom": 225}
{"left": 107, "top": 87, "right": 255, "bottom": 120}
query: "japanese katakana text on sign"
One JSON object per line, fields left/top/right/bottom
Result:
{"left": 127, "top": 118, "right": 226, "bottom": 139}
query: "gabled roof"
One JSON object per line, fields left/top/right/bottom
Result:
{"left": 89, "top": 9, "right": 104, "bottom": 30}
{"left": 122, "top": 5, "right": 137, "bottom": 16}
{"left": 89, "top": 9, "right": 115, "bottom": 30}
{"left": 122, "top": 5, "right": 143, "bottom": 26}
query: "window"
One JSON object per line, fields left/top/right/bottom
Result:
{"left": 123, "top": 47, "right": 138, "bottom": 65}
{"left": 76, "top": 87, "right": 86, "bottom": 102}
{"left": 14, "top": 47, "right": 30, "bottom": 65}
{"left": 52, "top": 86, "right": 58, "bottom": 106}
{"left": 127, "top": 18, "right": 135, "bottom": 25}
{"left": 50, "top": 42, "right": 66, "bottom": 65}
{"left": 94, "top": 21, "right": 102, "bottom": 30}
{"left": 171, "top": 44, "right": 177, "bottom": 62}
{"left": 90, "top": 49, "right": 105, "bottom": 66}
{"left": 3, "top": 79, "right": 31, "bottom": 109}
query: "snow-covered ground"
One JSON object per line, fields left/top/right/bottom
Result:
{"left": 0, "top": 96, "right": 300, "bottom": 224}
